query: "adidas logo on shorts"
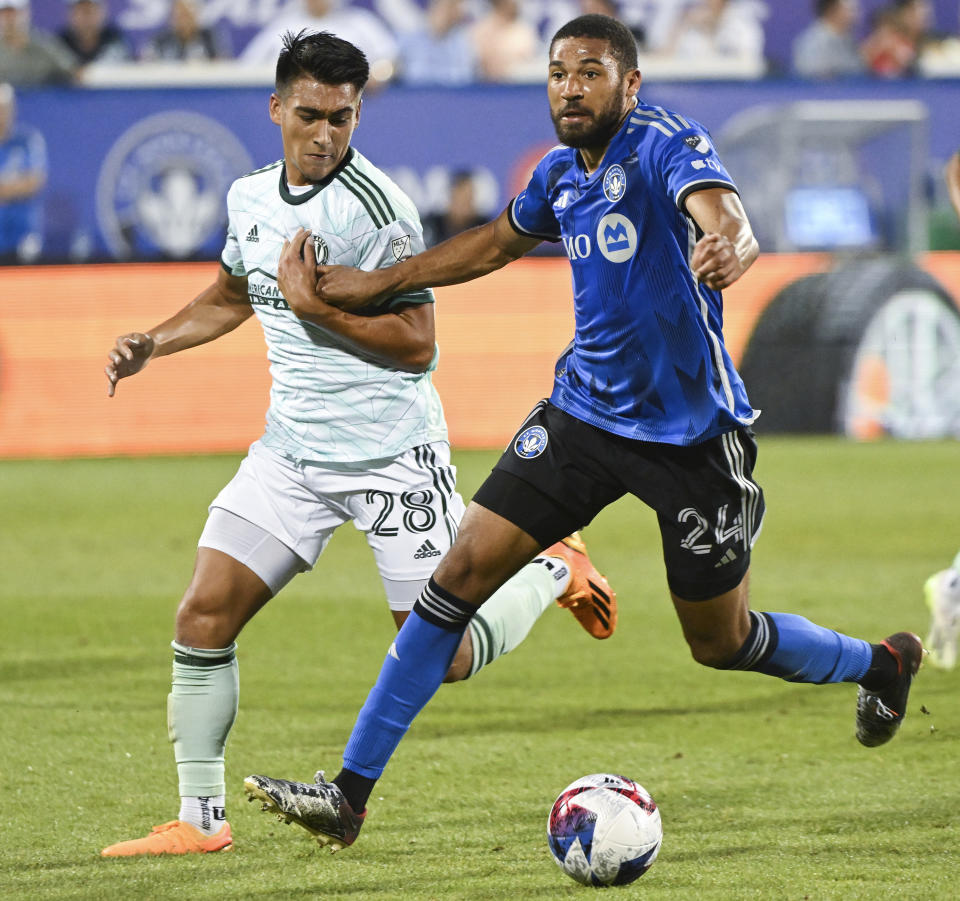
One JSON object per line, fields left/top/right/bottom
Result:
{"left": 414, "top": 539, "right": 442, "bottom": 560}
{"left": 246, "top": 225, "right": 259, "bottom": 242}
{"left": 714, "top": 548, "right": 738, "bottom": 568}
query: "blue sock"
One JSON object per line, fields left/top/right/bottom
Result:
{"left": 725, "top": 611, "right": 872, "bottom": 684}
{"left": 341, "top": 579, "right": 475, "bottom": 781}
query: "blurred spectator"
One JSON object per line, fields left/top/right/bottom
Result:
{"left": 471, "top": 0, "right": 540, "bottom": 82}
{"left": 58, "top": 0, "right": 132, "bottom": 65}
{"left": 421, "top": 170, "right": 487, "bottom": 246}
{"left": 861, "top": 0, "right": 932, "bottom": 77}
{"left": 0, "top": 0, "right": 76, "bottom": 85}
{"left": 579, "top": 0, "right": 646, "bottom": 50}
{"left": 141, "top": 0, "right": 230, "bottom": 62}
{"left": 660, "top": 0, "right": 766, "bottom": 68}
{"left": 792, "top": 0, "right": 866, "bottom": 79}
{"left": 0, "top": 82, "right": 45, "bottom": 262}
{"left": 240, "top": 0, "right": 398, "bottom": 84}
{"left": 397, "top": 0, "right": 476, "bottom": 85}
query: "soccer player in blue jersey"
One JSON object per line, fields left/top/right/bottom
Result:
{"left": 244, "top": 14, "right": 924, "bottom": 850}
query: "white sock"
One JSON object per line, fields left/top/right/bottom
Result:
{"left": 179, "top": 795, "right": 227, "bottom": 834}
{"left": 466, "top": 561, "right": 556, "bottom": 678}
{"left": 533, "top": 554, "right": 572, "bottom": 597}
{"left": 168, "top": 642, "right": 238, "bottom": 818}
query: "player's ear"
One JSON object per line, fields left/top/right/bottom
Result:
{"left": 625, "top": 68, "right": 642, "bottom": 101}
{"left": 355, "top": 97, "right": 362, "bottom": 129}
{"left": 269, "top": 92, "right": 282, "bottom": 126}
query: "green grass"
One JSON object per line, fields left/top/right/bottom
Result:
{"left": 1, "top": 438, "right": 958, "bottom": 900}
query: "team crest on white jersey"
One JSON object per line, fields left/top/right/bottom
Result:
{"left": 602, "top": 164, "right": 626, "bottom": 203}
{"left": 514, "top": 426, "right": 548, "bottom": 459}
{"left": 392, "top": 235, "right": 411, "bottom": 261}
{"left": 313, "top": 234, "right": 329, "bottom": 264}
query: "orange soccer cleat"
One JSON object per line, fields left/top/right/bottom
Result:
{"left": 101, "top": 820, "right": 233, "bottom": 857}
{"left": 543, "top": 532, "right": 618, "bottom": 639}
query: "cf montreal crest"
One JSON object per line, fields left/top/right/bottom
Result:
{"left": 96, "top": 111, "right": 251, "bottom": 259}
{"left": 603, "top": 164, "right": 626, "bottom": 203}
{"left": 514, "top": 426, "right": 548, "bottom": 459}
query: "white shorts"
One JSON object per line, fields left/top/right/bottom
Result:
{"left": 198, "top": 439, "right": 466, "bottom": 611}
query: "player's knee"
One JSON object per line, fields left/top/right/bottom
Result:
{"left": 175, "top": 584, "right": 237, "bottom": 648}
{"left": 433, "top": 545, "right": 485, "bottom": 599}
{"left": 684, "top": 633, "right": 746, "bottom": 669}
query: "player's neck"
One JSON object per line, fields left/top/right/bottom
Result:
{"left": 579, "top": 100, "right": 637, "bottom": 175}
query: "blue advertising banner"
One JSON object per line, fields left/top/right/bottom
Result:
{"left": 11, "top": 77, "right": 960, "bottom": 262}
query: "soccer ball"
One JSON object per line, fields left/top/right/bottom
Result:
{"left": 547, "top": 773, "right": 662, "bottom": 887}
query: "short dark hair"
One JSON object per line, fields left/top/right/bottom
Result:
{"left": 549, "top": 14, "right": 639, "bottom": 75}
{"left": 815, "top": 0, "right": 843, "bottom": 17}
{"left": 275, "top": 30, "right": 370, "bottom": 95}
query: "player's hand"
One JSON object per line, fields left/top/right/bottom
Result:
{"left": 316, "top": 264, "right": 393, "bottom": 312}
{"left": 105, "top": 332, "right": 155, "bottom": 397}
{"left": 278, "top": 228, "right": 327, "bottom": 318}
{"left": 691, "top": 233, "right": 741, "bottom": 290}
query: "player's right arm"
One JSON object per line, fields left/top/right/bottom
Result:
{"left": 105, "top": 267, "right": 251, "bottom": 397}
{"left": 315, "top": 209, "right": 541, "bottom": 311}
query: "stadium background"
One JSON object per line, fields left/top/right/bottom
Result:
{"left": 3, "top": 7, "right": 960, "bottom": 896}
{"left": 3, "top": 0, "right": 960, "bottom": 455}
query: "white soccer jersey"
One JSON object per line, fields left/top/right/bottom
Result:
{"left": 221, "top": 148, "right": 447, "bottom": 463}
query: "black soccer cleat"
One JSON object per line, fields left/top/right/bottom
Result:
{"left": 244, "top": 770, "right": 365, "bottom": 851}
{"left": 855, "top": 632, "right": 925, "bottom": 748}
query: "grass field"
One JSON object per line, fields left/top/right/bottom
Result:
{"left": 2, "top": 438, "right": 958, "bottom": 900}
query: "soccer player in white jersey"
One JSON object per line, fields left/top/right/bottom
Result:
{"left": 100, "top": 29, "right": 616, "bottom": 857}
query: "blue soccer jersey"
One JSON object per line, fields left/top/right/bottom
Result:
{"left": 508, "top": 101, "right": 757, "bottom": 445}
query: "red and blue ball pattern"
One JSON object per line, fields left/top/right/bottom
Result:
{"left": 547, "top": 773, "right": 662, "bottom": 887}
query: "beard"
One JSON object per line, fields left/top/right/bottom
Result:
{"left": 550, "top": 98, "right": 625, "bottom": 149}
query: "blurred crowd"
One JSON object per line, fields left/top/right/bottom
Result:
{"left": 2, "top": 0, "right": 959, "bottom": 262}
{"left": 0, "top": 0, "right": 958, "bottom": 88}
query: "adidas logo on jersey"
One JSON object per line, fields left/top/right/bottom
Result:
{"left": 246, "top": 225, "right": 259, "bottom": 242}
{"left": 714, "top": 548, "right": 739, "bottom": 568}
{"left": 414, "top": 539, "right": 442, "bottom": 560}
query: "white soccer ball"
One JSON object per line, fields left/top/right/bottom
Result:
{"left": 547, "top": 773, "right": 662, "bottom": 887}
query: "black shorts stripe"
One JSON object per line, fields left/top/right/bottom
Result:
{"left": 416, "top": 444, "right": 458, "bottom": 546}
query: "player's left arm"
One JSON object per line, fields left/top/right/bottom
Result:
{"left": 277, "top": 229, "right": 435, "bottom": 373}
{"left": 684, "top": 188, "right": 759, "bottom": 291}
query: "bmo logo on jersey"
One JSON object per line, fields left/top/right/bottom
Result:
{"left": 597, "top": 214, "right": 637, "bottom": 263}
{"left": 563, "top": 214, "right": 637, "bottom": 263}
